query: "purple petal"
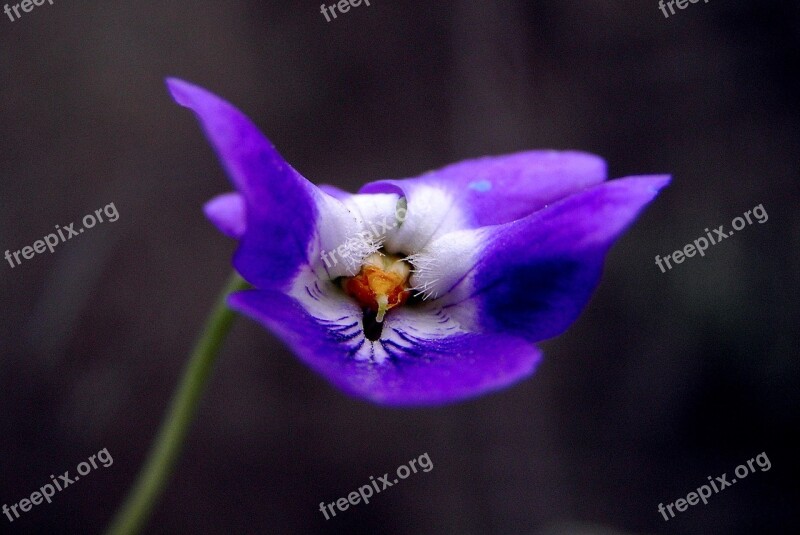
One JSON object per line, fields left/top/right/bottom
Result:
{"left": 167, "top": 78, "right": 316, "bottom": 286}
{"left": 229, "top": 289, "right": 543, "bottom": 406}
{"left": 167, "top": 78, "right": 361, "bottom": 288}
{"left": 204, "top": 192, "right": 246, "bottom": 239}
{"left": 167, "top": 78, "right": 307, "bottom": 216}
{"left": 360, "top": 150, "right": 607, "bottom": 228}
{"left": 439, "top": 174, "right": 671, "bottom": 342}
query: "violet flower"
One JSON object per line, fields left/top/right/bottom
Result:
{"left": 167, "top": 78, "right": 669, "bottom": 406}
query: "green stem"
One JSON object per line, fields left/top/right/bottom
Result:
{"left": 106, "top": 272, "right": 249, "bottom": 535}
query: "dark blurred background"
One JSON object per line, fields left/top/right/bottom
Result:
{"left": 1, "top": 1, "right": 798, "bottom": 534}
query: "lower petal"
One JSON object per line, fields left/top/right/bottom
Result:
{"left": 229, "top": 288, "right": 542, "bottom": 406}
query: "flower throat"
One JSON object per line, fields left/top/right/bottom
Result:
{"left": 342, "top": 252, "right": 411, "bottom": 340}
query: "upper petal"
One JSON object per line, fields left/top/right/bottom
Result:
{"left": 359, "top": 150, "right": 607, "bottom": 230}
{"left": 168, "top": 78, "right": 362, "bottom": 287}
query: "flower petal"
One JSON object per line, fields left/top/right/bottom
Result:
{"left": 167, "top": 78, "right": 361, "bottom": 287}
{"left": 437, "top": 174, "right": 671, "bottom": 341}
{"left": 229, "top": 287, "right": 542, "bottom": 406}
{"left": 204, "top": 192, "right": 246, "bottom": 239}
{"left": 360, "top": 150, "right": 607, "bottom": 229}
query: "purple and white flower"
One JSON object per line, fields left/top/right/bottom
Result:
{"left": 168, "top": 78, "right": 670, "bottom": 406}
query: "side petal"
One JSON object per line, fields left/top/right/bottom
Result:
{"left": 167, "top": 78, "right": 361, "bottom": 287}
{"left": 229, "top": 289, "right": 543, "bottom": 406}
{"left": 204, "top": 192, "right": 246, "bottom": 239}
{"left": 360, "top": 150, "right": 607, "bottom": 229}
{"left": 439, "top": 174, "right": 671, "bottom": 341}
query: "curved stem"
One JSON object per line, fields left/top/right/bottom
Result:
{"left": 106, "top": 272, "right": 249, "bottom": 535}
